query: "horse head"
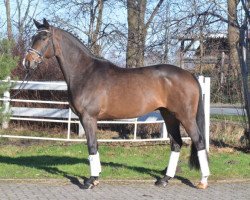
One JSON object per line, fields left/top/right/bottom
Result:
{"left": 23, "top": 18, "right": 55, "bottom": 70}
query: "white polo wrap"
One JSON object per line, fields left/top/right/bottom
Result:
{"left": 198, "top": 150, "right": 210, "bottom": 179}
{"left": 89, "top": 152, "right": 101, "bottom": 177}
{"left": 166, "top": 151, "right": 180, "bottom": 178}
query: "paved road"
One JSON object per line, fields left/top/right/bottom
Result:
{"left": 210, "top": 107, "right": 245, "bottom": 116}
{"left": 0, "top": 179, "right": 249, "bottom": 200}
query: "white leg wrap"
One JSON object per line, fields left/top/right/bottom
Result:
{"left": 201, "top": 176, "right": 208, "bottom": 184}
{"left": 198, "top": 150, "right": 210, "bottom": 183}
{"left": 166, "top": 151, "right": 180, "bottom": 178}
{"left": 89, "top": 152, "right": 101, "bottom": 177}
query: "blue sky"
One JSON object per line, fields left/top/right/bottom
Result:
{"left": 0, "top": 0, "right": 238, "bottom": 66}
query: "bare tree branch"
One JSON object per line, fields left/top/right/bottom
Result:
{"left": 145, "top": 0, "right": 164, "bottom": 30}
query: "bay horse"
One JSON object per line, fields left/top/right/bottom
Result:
{"left": 23, "top": 18, "right": 210, "bottom": 189}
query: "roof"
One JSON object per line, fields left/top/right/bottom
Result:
{"left": 174, "top": 32, "right": 227, "bottom": 40}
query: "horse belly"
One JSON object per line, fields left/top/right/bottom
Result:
{"left": 98, "top": 86, "right": 165, "bottom": 120}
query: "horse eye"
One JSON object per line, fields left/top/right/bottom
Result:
{"left": 41, "top": 35, "right": 48, "bottom": 41}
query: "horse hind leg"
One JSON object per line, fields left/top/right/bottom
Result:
{"left": 155, "top": 109, "right": 182, "bottom": 187}
{"left": 180, "top": 116, "right": 210, "bottom": 189}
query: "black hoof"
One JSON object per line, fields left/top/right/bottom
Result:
{"left": 155, "top": 175, "right": 171, "bottom": 187}
{"left": 155, "top": 179, "right": 168, "bottom": 187}
{"left": 82, "top": 176, "right": 99, "bottom": 189}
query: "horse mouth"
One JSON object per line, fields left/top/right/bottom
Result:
{"left": 22, "top": 58, "right": 39, "bottom": 70}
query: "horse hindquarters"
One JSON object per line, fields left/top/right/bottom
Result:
{"left": 175, "top": 80, "right": 210, "bottom": 188}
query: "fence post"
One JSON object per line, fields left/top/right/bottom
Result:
{"left": 78, "top": 123, "right": 85, "bottom": 137}
{"left": 198, "top": 76, "right": 210, "bottom": 152}
{"left": 2, "top": 77, "right": 10, "bottom": 129}
{"left": 67, "top": 108, "right": 72, "bottom": 140}
{"left": 133, "top": 118, "right": 138, "bottom": 140}
{"left": 161, "top": 123, "right": 168, "bottom": 139}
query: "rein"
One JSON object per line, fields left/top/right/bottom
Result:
{"left": 2, "top": 69, "right": 36, "bottom": 101}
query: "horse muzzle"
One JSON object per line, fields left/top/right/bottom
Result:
{"left": 23, "top": 58, "right": 37, "bottom": 70}
{"left": 22, "top": 55, "right": 41, "bottom": 70}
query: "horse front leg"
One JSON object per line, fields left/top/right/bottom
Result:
{"left": 80, "top": 114, "right": 101, "bottom": 189}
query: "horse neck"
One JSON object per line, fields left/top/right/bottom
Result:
{"left": 53, "top": 29, "right": 94, "bottom": 84}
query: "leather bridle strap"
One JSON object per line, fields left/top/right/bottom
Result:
{"left": 25, "top": 29, "right": 53, "bottom": 64}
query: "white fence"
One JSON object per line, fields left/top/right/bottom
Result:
{"left": 0, "top": 76, "right": 211, "bottom": 150}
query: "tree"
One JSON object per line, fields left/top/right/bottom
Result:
{"left": 126, "top": 0, "right": 164, "bottom": 68}
{"left": 47, "top": 0, "right": 106, "bottom": 56}
{"left": 227, "top": 0, "right": 240, "bottom": 77}
{"left": 88, "top": 0, "right": 104, "bottom": 55}
{"left": 4, "top": 0, "right": 13, "bottom": 40}
{"left": 237, "top": 0, "right": 250, "bottom": 144}
{"left": 0, "top": 39, "right": 18, "bottom": 127}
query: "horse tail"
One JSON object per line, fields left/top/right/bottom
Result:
{"left": 189, "top": 78, "right": 206, "bottom": 170}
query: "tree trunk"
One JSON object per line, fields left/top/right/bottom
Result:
{"left": 228, "top": 0, "right": 240, "bottom": 77}
{"left": 92, "top": 0, "right": 104, "bottom": 56}
{"left": 126, "top": 0, "right": 146, "bottom": 68}
{"left": 126, "top": 0, "right": 163, "bottom": 68}
{"left": 88, "top": 0, "right": 104, "bottom": 56}
{"left": 4, "top": 0, "right": 13, "bottom": 40}
{"left": 238, "top": 0, "right": 250, "bottom": 145}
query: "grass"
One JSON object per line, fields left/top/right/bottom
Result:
{"left": 0, "top": 139, "right": 249, "bottom": 182}
{"left": 0, "top": 116, "right": 249, "bottom": 182}
{"left": 211, "top": 114, "right": 246, "bottom": 123}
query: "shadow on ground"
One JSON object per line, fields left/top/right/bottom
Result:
{"left": 0, "top": 155, "right": 195, "bottom": 188}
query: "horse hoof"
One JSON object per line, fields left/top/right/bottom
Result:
{"left": 196, "top": 182, "right": 208, "bottom": 189}
{"left": 82, "top": 177, "right": 100, "bottom": 189}
{"left": 155, "top": 179, "right": 168, "bottom": 187}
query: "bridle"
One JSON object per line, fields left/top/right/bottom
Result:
{"left": 23, "top": 29, "right": 54, "bottom": 69}
{"left": 5, "top": 28, "right": 55, "bottom": 100}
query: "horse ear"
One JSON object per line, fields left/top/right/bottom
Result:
{"left": 33, "top": 19, "right": 43, "bottom": 29}
{"left": 43, "top": 18, "right": 50, "bottom": 29}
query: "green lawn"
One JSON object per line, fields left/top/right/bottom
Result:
{"left": 211, "top": 114, "right": 245, "bottom": 123}
{"left": 0, "top": 140, "right": 249, "bottom": 182}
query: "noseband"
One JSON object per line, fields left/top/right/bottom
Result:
{"left": 26, "top": 48, "right": 44, "bottom": 64}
